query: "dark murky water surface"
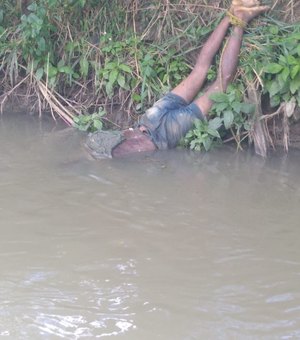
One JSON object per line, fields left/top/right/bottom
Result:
{"left": 0, "top": 113, "right": 300, "bottom": 339}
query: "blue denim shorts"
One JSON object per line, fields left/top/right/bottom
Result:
{"left": 139, "top": 93, "right": 204, "bottom": 150}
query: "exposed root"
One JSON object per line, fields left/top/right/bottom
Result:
{"left": 259, "top": 100, "right": 299, "bottom": 152}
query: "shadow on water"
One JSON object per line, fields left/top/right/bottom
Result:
{"left": 0, "top": 113, "right": 300, "bottom": 339}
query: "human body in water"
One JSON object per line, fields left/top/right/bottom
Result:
{"left": 86, "top": 0, "right": 269, "bottom": 159}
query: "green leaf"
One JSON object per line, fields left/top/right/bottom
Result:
{"left": 105, "top": 62, "right": 117, "bottom": 70}
{"left": 194, "top": 119, "right": 203, "bottom": 130}
{"left": 46, "top": 64, "right": 58, "bottom": 78}
{"left": 97, "top": 109, "right": 106, "bottom": 117}
{"left": 48, "top": 0, "right": 58, "bottom": 8}
{"left": 117, "top": 74, "right": 125, "bottom": 88}
{"left": 93, "top": 119, "right": 103, "bottom": 130}
{"left": 209, "top": 92, "right": 228, "bottom": 103}
{"left": 240, "top": 103, "right": 255, "bottom": 114}
{"left": 287, "top": 33, "right": 300, "bottom": 40}
{"left": 119, "top": 64, "right": 132, "bottom": 73}
{"left": 281, "top": 67, "right": 290, "bottom": 82}
{"left": 223, "top": 110, "right": 234, "bottom": 129}
{"left": 78, "top": 123, "right": 90, "bottom": 132}
{"left": 194, "top": 144, "right": 202, "bottom": 152}
{"left": 282, "top": 92, "right": 291, "bottom": 102}
{"left": 162, "top": 73, "right": 169, "bottom": 84}
{"left": 208, "top": 117, "right": 222, "bottom": 130}
{"left": 144, "top": 66, "right": 154, "bottom": 77}
{"left": 80, "top": 58, "right": 89, "bottom": 78}
{"left": 27, "top": 2, "right": 37, "bottom": 11}
{"left": 243, "top": 121, "right": 251, "bottom": 131}
{"left": 185, "top": 130, "right": 194, "bottom": 139}
{"left": 77, "top": 115, "right": 90, "bottom": 124}
{"left": 268, "top": 81, "right": 281, "bottom": 97}
{"left": 228, "top": 91, "right": 236, "bottom": 103}
{"left": 287, "top": 55, "right": 298, "bottom": 66}
{"left": 37, "top": 37, "right": 46, "bottom": 52}
{"left": 79, "top": 0, "right": 86, "bottom": 7}
{"left": 203, "top": 138, "right": 212, "bottom": 151}
{"left": 106, "top": 82, "right": 113, "bottom": 97}
{"left": 270, "top": 95, "right": 281, "bottom": 108}
{"left": 269, "top": 26, "right": 279, "bottom": 35}
{"left": 291, "top": 65, "right": 300, "bottom": 79}
{"left": 277, "top": 75, "right": 288, "bottom": 90}
{"left": 264, "top": 63, "right": 284, "bottom": 74}
{"left": 190, "top": 139, "right": 197, "bottom": 150}
{"left": 296, "top": 92, "right": 300, "bottom": 106}
{"left": 290, "top": 77, "right": 300, "bottom": 94}
{"left": 57, "top": 59, "right": 65, "bottom": 68}
{"left": 109, "top": 69, "right": 118, "bottom": 85}
{"left": 207, "top": 128, "right": 220, "bottom": 138}
{"left": 214, "top": 102, "right": 228, "bottom": 112}
{"left": 48, "top": 76, "right": 56, "bottom": 88}
{"left": 35, "top": 67, "right": 44, "bottom": 80}
{"left": 132, "top": 93, "right": 141, "bottom": 102}
{"left": 232, "top": 102, "right": 242, "bottom": 113}
{"left": 58, "top": 66, "right": 73, "bottom": 75}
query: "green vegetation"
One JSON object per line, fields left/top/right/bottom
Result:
{"left": 73, "top": 108, "right": 106, "bottom": 132}
{"left": 0, "top": 0, "right": 299, "bottom": 153}
{"left": 263, "top": 31, "right": 300, "bottom": 108}
{"left": 183, "top": 21, "right": 300, "bottom": 152}
{"left": 182, "top": 85, "right": 255, "bottom": 151}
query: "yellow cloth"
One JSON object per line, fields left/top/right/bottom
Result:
{"left": 227, "top": 11, "right": 247, "bottom": 28}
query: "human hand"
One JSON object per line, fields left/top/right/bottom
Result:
{"left": 230, "top": 0, "right": 270, "bottom": 23}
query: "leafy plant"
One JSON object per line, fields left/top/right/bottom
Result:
{"left": 182, "top": 117, "right": 222, "bottom": 151}
{"left": 183, "top": 85, "right": 254, "bottom": 151}
{"left": 210, "top": 85, "right": 254, "bottom": 133}
{"left": 263, "top": 42, "right": 300, "bottom": 107}
{"left": 101, "top": 61, "right": 132, "bottom": 98}
{"left": 74, "top": 108, "right": 106, "bottom": 132}
{"left": 242, "top": 23, "right": 300, "bottom": 111}
{"left": 158, "top": 51, "right": 189, "bottom": 85}
{"left": 19, "top": 1, "right": 57, "bottom": 61}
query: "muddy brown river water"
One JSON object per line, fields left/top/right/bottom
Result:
{"left": 0, "top": 113, "right": 300, "bottom": 339}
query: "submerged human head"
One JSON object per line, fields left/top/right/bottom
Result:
{"left": 112, "top": 128, "right": 156, "bottom": 157}
{"left": 85, "top": 128, "right": 156, "bottom": 159}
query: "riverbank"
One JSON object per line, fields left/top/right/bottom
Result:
{"left": 0, "top": 1, "right": 299, "bottom": 155}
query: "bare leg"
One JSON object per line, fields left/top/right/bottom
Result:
{"left": 194, "top": 25, "right": 244, "bottom": 115}
{"left": 171, "top": 17, "right": 231, "bottom": 104}
{"left": 194, "top": 5, "right": 269, "bottom": 116}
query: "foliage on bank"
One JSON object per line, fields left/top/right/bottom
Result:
{"left": 0, "top": 0, "right": 299, "bottom": 154}
{"left": 184, "top": 20, "right": 300, "bottom": 154}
